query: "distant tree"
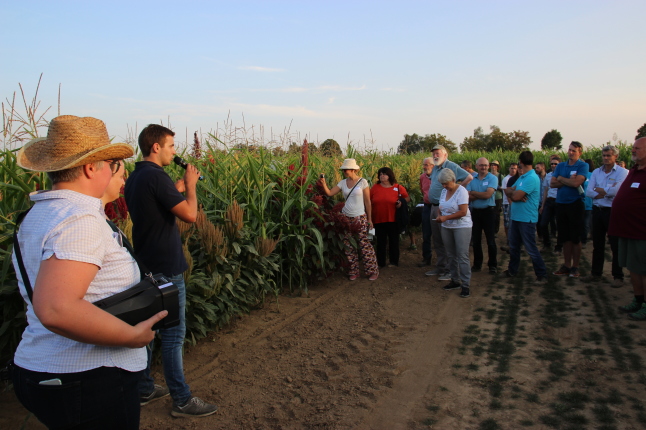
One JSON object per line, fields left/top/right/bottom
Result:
{"left": 541, "top": 129, "right": 563, "bottom": 151}
{"left": 460, "top": 125, "right": 530, "bottom": 152}
{"left": 319, "top": 138, "right": 342, "bottom": 156}
{"left": 397, "top": 133, "right": 422, "bottom": 154}
{"left": 636, "top": 123, "right": 646, "bottom": 140}
{"left": 420, "top": 133, "right": 458, "bottom": 154}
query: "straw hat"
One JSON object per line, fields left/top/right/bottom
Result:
{"left": 340, "top": 159, "right": 361, "bottom": 170}
{"left": 16, "top": 115, "right": 134, "bottom": 172}
{"left": 491, "top": 160, "right": 500, "bottom": 166}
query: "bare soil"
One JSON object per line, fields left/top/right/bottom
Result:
{"left": 3, "top": 235, "right": 646, "bottom": 430}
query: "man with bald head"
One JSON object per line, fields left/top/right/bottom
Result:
{"left": 467, "top": 157, "right": 498, "bottom": 273}
{"left": 610, "top": 137, "right": 646, "bottom": 320}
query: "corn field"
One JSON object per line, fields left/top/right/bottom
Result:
{"left": 0, "top": 81, "right": 636, "bottom": 362}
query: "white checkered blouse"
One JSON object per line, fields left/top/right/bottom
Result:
{"left": 12, "top": 190, "right": 146, "bottom": 373}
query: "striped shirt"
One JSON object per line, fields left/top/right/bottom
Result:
{"left": 12, "top": 190, "right": 145, "bottom": 373}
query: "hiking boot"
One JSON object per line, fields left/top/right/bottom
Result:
{"left": 140, "top": 385, "right": 170, "bottom": 406}
{"left": 580, "top": 274, "right": 601, "bottom": 282}
{"left": 459, "top": 287, "right": 470, "bottom": 298}
{"left": 443, "top": 280, "right": 461, "bottom": 291}
{"left": 628, "top": 303, "right": 646, "bottom": 321}
{"left": 425, "top": 268, "right": 440, "bottom": 276}
{"left": 438, "top": 272, "right": 452, "bottom": 281}
{"left": 569, "top": 267, "right": 580, "bottom": 278}
{"left": 502, "top": 269, "right": 515, "bottom": 278}
{"left": 471, "top": 266, "right": 482, "bottom": 273}
{"left": 171, "top": 397, "right": 219, "bottom": 418}
{"left": 533, "top": 276, "right": 548, "bottom": 285}
{"left": 611, "top": 278, "right": 624, "bottom": 288}
{"left": 553, "top": 266, "right": 570, "bottom": 276}
{"left": 618, "top": 298, "right": 642, "bottom": 314}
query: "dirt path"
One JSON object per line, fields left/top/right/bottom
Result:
{"left": 3, "top": 236, "right": 646, "bottom": 430}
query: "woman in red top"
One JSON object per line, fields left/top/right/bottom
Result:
{"left": 371, "top": 167, "right": 410, "bottom": 267}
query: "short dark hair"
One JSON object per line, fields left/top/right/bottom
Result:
{"left": 519, "top": 151, "right": 534, "bottom": 167}
{"left": 550, "top": 156, "right": 561, "bottom": 162}
{"left": 536, "top": 162, "right": 545, "bottom": 168}
{"left": 461, "top": 160, "right": 472, "bottom": 169}
{"left": 585, "top": 158, "right": 595, "bottom": 172}
{"left": 570, "top": 141, "right": 584, "bottom": 152}
{"left": 377, "top": 167, "right": 397, "bottom": 185}
{"left": 138, "top": 124, "right": 175, "bottom": 157}
{"left": 510, "top": 162, "right": 518, "bottom": 167}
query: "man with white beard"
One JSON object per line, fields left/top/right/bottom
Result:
{"left": 425, "top": 145, "right": 472, "bottom": 281}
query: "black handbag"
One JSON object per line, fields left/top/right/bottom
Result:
{"left": 13, "top": 209, "right": 179, "bottom": 331}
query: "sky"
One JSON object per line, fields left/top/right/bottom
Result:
{"left": 1, "top": 0, "right": 645, "bottom": 152}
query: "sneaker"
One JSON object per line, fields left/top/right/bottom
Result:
{"left": 533, "top": 276, "right": 548, "bottom": 285}
{"left": 580, "top": 274, "right": 601, "bottom": 282}
{"left": 568, "top": 267, "right": 580, "bottom": 278}
{"left": 443, "top": 281, "right": 461, "bottom": 291}
{"left": 502, "top": 269, "right": 515, "bottom": 278}
{"left": 618, "top": 298, "right": 642, "bottom": 314}
{"left": 140, "top": 385, "right": 170, "bottom": 406}
{"left": 171, "top": 397, "right": 218, "bottom": 418}
{"left": 425, "top": 268, "right": 440, "bottom": 276}
{"left": 628, "top": 303, "right": 646, "bottom": 321}
{"left": 417, "top": 260, "right": 431, "bottom": 267}
{"left": 369, "top": 273, "right": 379, "bottom": 281}
{"left": 438, "top": 272, "right": 452, "bottom": 281}
{"left": 349, "top": 274, "right": 358, "bottom": 281}
{"left": 611, "top": 278, "right": 624, "bottom": 288}
{"left": 500, "top": 246, "right": 509, "bottom": 252}
{"left": 459, "top": 287, "right": 470, "bottom": 298}
{"left": 489, "top": 267, "right": 498, "bottom": 274}
{"left": 471, "top": 266, "right": 482, "bottom": 273}
{"left": 553, "top": 266, "right": 570, "bottom": 276}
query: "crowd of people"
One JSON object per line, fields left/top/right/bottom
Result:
{"left": 8, "top": 112, "right": 646, "bottom": 429}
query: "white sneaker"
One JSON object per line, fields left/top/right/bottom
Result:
{"left": 438, "top": 272, "right": 451, "bottom": 281}
{"left": 425, "top": 269, "right": 440, "bottom": 276}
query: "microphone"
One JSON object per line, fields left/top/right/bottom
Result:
{"left": 173, "top": 156, "right": 204, "bottom": 181}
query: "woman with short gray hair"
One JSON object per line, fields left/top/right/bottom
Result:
{"left": 435, "top": 168, "right": 473, "bottom": 297}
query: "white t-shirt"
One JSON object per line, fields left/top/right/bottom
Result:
{"left": 502, "top": 175, "right": 511, "bottom": 205}
{"left": 338, "top": 178, "right": 368, "bottom": 217}
{"left": 439, "top": 185, "right": 472, "bottom": 229}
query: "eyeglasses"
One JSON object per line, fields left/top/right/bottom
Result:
{"left": 550, "top": 163, "right": 558, "bottom": 166}
{"left": 106, "top": 160, "right": 122, "bottom": 175}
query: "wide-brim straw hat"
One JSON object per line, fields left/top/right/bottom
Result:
{"left": 340, "top": 158, "right": 361, "bottom": 170}
{"left": 17, "top": 115, "right": 134, "bottom": 172}
{"left": 491, "top": 160, "right": 501, "bottom": 166}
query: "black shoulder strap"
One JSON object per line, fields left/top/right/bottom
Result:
{"left": 13, "top": 208, "right": 34, "bottom": 303}
{"left": 105, "top": 220, "right": 149, "bottom": 278}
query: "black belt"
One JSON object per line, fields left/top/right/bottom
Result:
{"left": 546, "top": 197, "right": 556, "bottom": 201}
{"left": 430, "top": 203, "right": 439, "bottom": 206}
{"left": 472, "top": 207, "right": 495, "bottom": 210}
{"left": 593, "top": 206, "right": 611, "bottom": 211}
{"left": 424, "top": 203, "right": 433, "bottom": 207}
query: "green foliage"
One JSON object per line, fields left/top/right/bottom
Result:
{"left": 397, "top": 133, "right": 458, "bottom": 154}
{"left": 319, "top": 138, "right": 342, "bottom": 156}
{"left": 460, "top": 125, "right": 532, "bottom": 152}
{"left": 541, "top": 129, "right": 563, "bottom": 151}
{"left": 637, "top": 123, "right": 646, "bottom": 140}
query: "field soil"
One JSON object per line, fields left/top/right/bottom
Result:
{"left": 3, "top": 230, "right": 646, "bottom": 430}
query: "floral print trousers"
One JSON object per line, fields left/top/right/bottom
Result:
{"left": 342, "top": 213, "right": 379, "bottom": 277}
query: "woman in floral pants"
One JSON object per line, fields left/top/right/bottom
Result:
{"left": 318, "top": 159, "right": 379, "bottom": 281}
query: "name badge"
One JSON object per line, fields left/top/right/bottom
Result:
{"left": 632, "top": 183, "right": 640, "bottom": 188}
{"left": 393, "top": 187, "right": 399, "bottom": 191}
{"left": 570, "top": 170, "right": 577, "bottom": 176}
{"left": 483, "top": 181, "right": 488, "bottom": 186}
{"left": 518, "top": 181, "right": 523, "bottom": 187}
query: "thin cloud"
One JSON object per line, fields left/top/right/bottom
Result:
{"left": 239, "top": 66, "right": 285, "bottom": 72}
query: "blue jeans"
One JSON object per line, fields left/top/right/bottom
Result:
{"left": 508, "top": 220, "right": 547, "bottom": 278}
{"left": 13, "top": 364, "right": 141, "bottom": 430}
{"left": 441, "top": 226, "right": 472, "bottom": 288}
{"left": 421, "top": 204, "right": 432, "bottom": 261}
{"left": 138, "top": 274, "right": 191, "bottom": 405}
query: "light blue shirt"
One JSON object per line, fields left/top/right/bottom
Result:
{"left": 467, "top": 172, "right": 498, "bottom": 209}
{"left": 511, "top": 169, "right": 541, "bottom": 223}
{"left": 429, "top": 160, "right": 470, "bottom": 205}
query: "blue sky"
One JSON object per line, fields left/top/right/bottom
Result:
{"left": 1, "top": 1, "right": 644, "bottom": 152}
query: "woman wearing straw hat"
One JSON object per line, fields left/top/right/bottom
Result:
{"left": 318, "top": 159, "right": 379, "bottom": 281}
{"left": 10, "top": 115, "right": 167, "bottom": 429}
